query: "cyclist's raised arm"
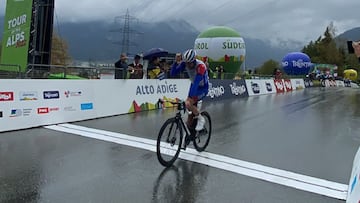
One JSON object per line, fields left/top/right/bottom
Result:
{"left": 170, "top": 61, "right": 186, "bottom": 77}
{"left": 189, "top": 64, "right": 206, "bottom": 97}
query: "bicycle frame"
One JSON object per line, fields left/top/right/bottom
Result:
{"left": 174, "top": 111, "right": 193, "bottom": 149}
{"left": 161, "top": 99, "right": 198, "bottom": 149}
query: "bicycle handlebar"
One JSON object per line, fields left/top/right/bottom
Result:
{"left": 158, "top": 99, "right": 186, "bottom": 112}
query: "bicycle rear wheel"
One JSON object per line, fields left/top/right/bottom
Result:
{"left": 156, "top": 118, "right": 183, "bottom": 167}
{"left": 193, "top": 111, "right": 212, "bottom": 152}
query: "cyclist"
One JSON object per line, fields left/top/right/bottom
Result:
{"left": 170, "top": 49, "right": 209, "bottom": 131}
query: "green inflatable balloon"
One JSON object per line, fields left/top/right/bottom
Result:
{"left": 194, "top": 26, "right": 246, "bottom": 77}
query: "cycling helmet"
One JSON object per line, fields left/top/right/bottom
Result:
{"left": 183, "top": 49, "right": 196, "bottom": 62}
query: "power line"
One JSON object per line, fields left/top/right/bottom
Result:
{"left": 109, "top": 9, "right": 143, "bottom": 55}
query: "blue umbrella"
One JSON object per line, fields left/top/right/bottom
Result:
{"left": 143, "top": 48, "right": 168, "bottom": 60}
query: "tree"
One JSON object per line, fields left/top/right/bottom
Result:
{"left": 303, "top": 23, "right": 345, "bottom": 66}
{"left": 51, "top": 31, "right": 71, "bottom": 65}
{"left": 301, "top": 22, "right": 357, "bottom": 78}
{"left": 257, "top": 59, "right": 280, "bottom": 75}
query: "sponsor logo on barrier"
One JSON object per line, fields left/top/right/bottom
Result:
{"left": 284, "top": 80, "right": 292, "bottom": 91}
{"left": 22, "top": 108, "right": 32, "bottom": 116}
{"left": 49, "top": 107, "right": 60, "bottom": 112}
{"left": 37, "top": 107, "right": 49, "bottom": 114}
{"left": 251, "top": 82, "right": 260, "bottom": 94}
{"left": 64, "top": 90, "right": 82, "bottom": 98}
{"left": 64, "top": 106, "right": 76, "bottom": 111}
{"left": 20, "top": 91, "right": 38, "bottom": 101}
{"left": 207, "top": 82, "right": 225, "bottom": 98}
{"left": 81, "top": 103, "right": 93, "bottom": 110}
{"left": 136, "top": 82, "right": 178, "bottom": 95}
{"left": 43, "top": 91, "right": 60, "bottom": 99}
{"left": 229, "top": 82, "right": 247, "bottom": 96}
{"left": 0, "top": 92, "right": 14, "bottom": 101}
{"left": 10, "top": 109, "right": 22, "bottom": 117}
{"left": 275, "top": 80, "right": 285, "bottom": 92}
{"left": 265, "top": 82, "right": 272, "bottom": 92}
{"left": 0, "top": 111, "right": 2, "bottom": 118}
{"left": 350, "top": 174, "right": 357, "bottom": 193}
{"left": 294, "top": 80, "right": 304, "bottom": 89}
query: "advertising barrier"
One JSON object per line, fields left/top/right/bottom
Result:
{"left": 0, "top": 79, "right": 190, "bottom": 132}
{"left": 245, "top": 79, "right": 276, "bottom": 96}
{"left": 204, "top": 79, "right": 248, "bottom": 101}
{"left": 0, "top": 77, "right": 355, "bottom": 132}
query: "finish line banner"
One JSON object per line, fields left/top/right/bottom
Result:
{"left": 0, "top": 0, "right": 33, "bottom": 72}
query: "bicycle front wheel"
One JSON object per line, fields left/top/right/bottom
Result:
{"left": 193, "top": 111, "right": 212, "bottom": 152}
{"left": 156, "top": 118, "right": 183, "bottom": 167}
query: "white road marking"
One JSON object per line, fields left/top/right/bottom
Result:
{"left": 45, "top": 123, "right": 348, "bottom": 200}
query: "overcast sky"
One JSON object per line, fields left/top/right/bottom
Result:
{"left": 0, "top": 0, "right": 359, "bottom": 46}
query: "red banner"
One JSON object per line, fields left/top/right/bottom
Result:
{"left": 274, "top": 79, "right": 285, "bottom": 93}
{"left": 283, "top": 79, "right": 293, "bottom": 92}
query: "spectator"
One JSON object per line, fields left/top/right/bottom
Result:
{"left": 114, "top": 53, "right": 128, "bottom": 79}
{"left": 171, "top": 53, "right": 183, "bottom": 78}
{"left": 273, "top": 68, "right": 282, "bottom": 79}
{"left": 128, "top": 54, "right": 143, "bottom": 79}
{"left": 147, "top": 56, "right": 161, "bottom": 79}
{"left": 159, "top": 59, "right": 171, "bottom": 78}
{"left": 216, "top": 65, "right": 224, "bottom": 79}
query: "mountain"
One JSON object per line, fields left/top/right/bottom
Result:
{"left": 52, "top": 19, "right": 297, "bottom": 68}
{"left": 0, "top": 15, "right": 295, "bottom": 67}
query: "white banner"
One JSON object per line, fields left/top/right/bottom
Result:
{"left": 0, "top": 79, "right": 190, "bottom": 132}
{"left": 290, "top": 79, "right": 306, "bottom": 90}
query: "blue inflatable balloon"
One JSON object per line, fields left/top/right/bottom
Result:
{"left": 281, "top": 52, "right": 312, "bottom": 75}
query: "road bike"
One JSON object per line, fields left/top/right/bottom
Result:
{"left": 156, "top": 100, "right": 212, "bottom": 167}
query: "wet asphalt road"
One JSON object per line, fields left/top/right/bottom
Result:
{"left": 1, "top": 87, "right": 360, "bottom": 202}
